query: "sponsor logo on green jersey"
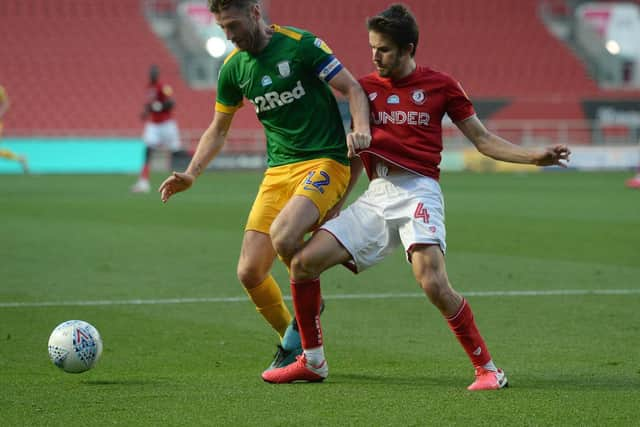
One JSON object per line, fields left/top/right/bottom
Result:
{"left": 251, "top": 80, "right": 306, "bottom": 113}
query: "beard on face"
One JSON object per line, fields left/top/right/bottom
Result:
{"left": 376, "top": 53, "right": 401, "bottom": 78}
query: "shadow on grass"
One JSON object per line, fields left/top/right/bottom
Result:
{"left": 334, "top": 373, "right": 458, "bottom": 387}
{"left": 522, "top": 374, "right": 640, "bottom": 391}
{"left": 333, "top": 372, "right": 640, "bottom": 392}
{"left": 81, "top": 379, "right": 157, "bottom": 386}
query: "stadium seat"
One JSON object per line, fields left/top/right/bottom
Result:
{"left": 0, "top": 0, "right": 259, "bottom": 140}
{"left": 269, "top": 0, "right": 603, "bottom": 120}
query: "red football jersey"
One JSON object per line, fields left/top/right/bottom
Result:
{"left": 358, "top": 66, "right": 475, "bottom": 181}
{"left": 146, "top": 82, "right": 174, "bottom": 123}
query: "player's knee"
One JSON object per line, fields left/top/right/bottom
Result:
{"left": 290, "top": 251, "right": 320, "bottom": 281}
{"left": 270, "top": 232, "right": 298, "bottom": 261}
{"left": 236, "top": 263, "right": 266, "bottom": 289}
{"left": 419, "top": 271, "right": 450, "bottom": 303}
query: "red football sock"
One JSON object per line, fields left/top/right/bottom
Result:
{"left": 290, "top": 278, "right": 323, "bottom": 349}
{"left": 140, "top": 163, "right": 150, "bottom": 180}
{"left": 446, "top": 299, "right": 492, "bottom": 368}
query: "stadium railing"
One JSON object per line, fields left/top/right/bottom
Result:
{"left": 6, "top": 120, "right": 638, "bottom": 148}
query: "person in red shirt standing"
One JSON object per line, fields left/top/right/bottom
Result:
{"left": 131, "top": 65, "right": 182, "bottom": 193}
{"left": 262, "top": 3, "right": 571, "bottom": 390}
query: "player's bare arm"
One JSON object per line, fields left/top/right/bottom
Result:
{"left": 456, "top": 114, "right": 571, "bottom": 167}
{"left": 159, "top": 111, "right": 234, "bottom": 202}
{"left": 328, "top": 69, "right": 371, "bottom": 158}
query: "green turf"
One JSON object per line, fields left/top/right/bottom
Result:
{"left": 1, "top": 171, "right": 638, "bottom": 426}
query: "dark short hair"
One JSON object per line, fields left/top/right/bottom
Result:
{"left": 208, "top": 0, "right": 259, "bottom": 13}
{"left": 367, "top": 3, "right": 419, "bottom": 57}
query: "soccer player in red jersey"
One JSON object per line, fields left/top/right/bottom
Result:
{"left": 262, "top": 3, "right": 571, "bottom": 390}
{"left": 131, "top": 65, "right": 182, "bottom": 193}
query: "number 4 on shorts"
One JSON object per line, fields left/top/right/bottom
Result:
{"left": 414, "top": 202, "right": 430, "bottom": 223}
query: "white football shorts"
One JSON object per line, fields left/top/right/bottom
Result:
{"left": 320, "top": 172, "right": 446, "bottom": 273}
{"left": 142, "top": 120, "right": 181, "bottom": 151}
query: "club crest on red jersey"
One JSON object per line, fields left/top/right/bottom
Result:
{"left": 411, "top": 89, "right": 426, "bottom": 105}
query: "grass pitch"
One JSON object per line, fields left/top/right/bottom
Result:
{"left": 1, "top": 171, "right": 638, "bottom": 426}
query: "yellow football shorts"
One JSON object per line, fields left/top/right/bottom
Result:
{"left": 245, "top": 158, "right": 350, "bottom": 234}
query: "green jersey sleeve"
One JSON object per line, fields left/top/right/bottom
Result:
{"left": 215, "top": 52, "right": 244, "bottom": 114}
{"left": 298, "top": 32, "right": 344, "bottom": 83}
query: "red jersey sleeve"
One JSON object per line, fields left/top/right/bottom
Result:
{"left": 445, "top": 78, "right": 475, "bottom": 122}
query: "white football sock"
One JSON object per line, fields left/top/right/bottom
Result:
{"left": 483, "top": 359, "right": 497, "bottom": 372}
{"left": 304, "top": 346, "right": 325, "bottom": 366}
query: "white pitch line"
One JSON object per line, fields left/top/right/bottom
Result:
{"left": 0, "top": 289, "right": 639, "bottom": 308}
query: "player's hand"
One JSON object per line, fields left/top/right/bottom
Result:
{"left": 346, "top": 131, "right": 371, "bottom": 158}
{"left": 158, "top": 172, "right": 195, "bottom": 203}
{"left": 534, "top": 144, "right": 571, "bottom": 168}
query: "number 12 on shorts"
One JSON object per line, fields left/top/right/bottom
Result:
{"left": 303, "top": 170, "right": 330, "bottom": 194}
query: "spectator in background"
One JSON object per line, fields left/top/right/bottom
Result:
{"left": 625, "top": 157, "right": 640, "bottom": 189}
{"left": 0, "top": 85, "right": 28, "bottom": 173}
{"left": 131, "top": 65, "right": 182, "bottom": 193}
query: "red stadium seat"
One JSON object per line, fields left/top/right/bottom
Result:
{"left": 0, "top": 0, "right": 259, "bottom": 138}
{"left": 268, "top": 0, "right": 609, "bottom": 121}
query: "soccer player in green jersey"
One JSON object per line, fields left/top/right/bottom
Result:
{"left": 159, "top": 0, "right": 371, "bottom": 371}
